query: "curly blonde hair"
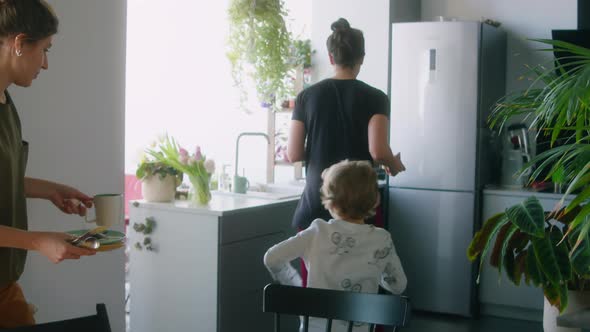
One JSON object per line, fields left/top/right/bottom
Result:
{"left": 320, "top": 160, "right": 379, "bottom": 220}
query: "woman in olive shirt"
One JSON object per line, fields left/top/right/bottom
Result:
{"left": 0, "top": 1, "right": 96, "bottom": 327}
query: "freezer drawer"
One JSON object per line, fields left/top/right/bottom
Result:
{"left": 388, "top": 187, "right": 476, "bottom": 316}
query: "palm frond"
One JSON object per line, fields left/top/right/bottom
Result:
{"left": 475, "top": 38, "right": 590, "bottom": 310}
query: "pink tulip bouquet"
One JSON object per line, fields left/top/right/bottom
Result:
{"left": 147, "top": 135, "right": 215, "bottom": 205}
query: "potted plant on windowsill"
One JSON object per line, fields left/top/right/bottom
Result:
{"left": 280, "top": 38, "right": 314, "bottom": 108}
{"left": 136, "top": 160, "right": 182, "bottom": 203}
{"left": 468, "top": 39, "right": 590, "bottom": 332}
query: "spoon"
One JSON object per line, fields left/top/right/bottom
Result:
{"left": 69, "top": 226, "right": 107, "bottom": 246}
{"left": 79, "top": 237, "right": 101, "bottom": 250}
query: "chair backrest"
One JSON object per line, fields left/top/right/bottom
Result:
{"left": 0, "top": 304, "right": 111, "bottom": 332}
{"left": 263, "top": 284, "right": 411, "bottom": 332}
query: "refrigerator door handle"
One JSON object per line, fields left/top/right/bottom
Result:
{"left": 429, "top": 48, "right": 436, "bottom": 71}
{"left": 429, "top": 48, "right": 437, "bottom": 82}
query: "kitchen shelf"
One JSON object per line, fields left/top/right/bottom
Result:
{"left": 274, "top": 160, "right": 291, "bottom": 166}
{"left": 276, "top": 107, "right": 294, "bottom": 113}
{"left": 266, "top": 66, "right": 306, "bottom": 183}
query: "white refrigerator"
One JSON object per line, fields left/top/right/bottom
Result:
{"left": 388, "top": 21, "right": 506, "bottom": 316}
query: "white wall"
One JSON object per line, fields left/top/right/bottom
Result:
{"left": 391, "top": 0, "right": 421, "bottom": 23}
{"left": 311, "top": 0, "right": 577, "bottom": 104}
{"left": 10, "top": 1, "right": 126, "bottom": 331}
{"left": 311, "top": 0, "right": 390, "bottom": 93}
{"left": 285, "top": 0, "right": 312, "bottom": 39}
{"left": 421, "top": 0, "right": 577, "bottom": 93}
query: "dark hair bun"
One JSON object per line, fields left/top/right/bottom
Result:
{"left": 331, "top": 18, "right": 350, "bottom": 32}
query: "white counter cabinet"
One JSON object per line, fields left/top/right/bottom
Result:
{"left": 128, "top": 194, "right": 299, "bottom": 332}
{"left": 479, "top": 188, "right": 572, "bottom": 321}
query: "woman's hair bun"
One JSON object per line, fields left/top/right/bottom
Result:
{"left": 331, "top": 18, "right": 350, "bottom": 32}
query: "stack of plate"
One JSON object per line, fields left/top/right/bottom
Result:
{"left": 67, "top": 229, "right": 126, "bottom": 252}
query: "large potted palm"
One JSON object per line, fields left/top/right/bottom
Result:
{"left": 468, "top": 39, "right": 590, "bottom": 331}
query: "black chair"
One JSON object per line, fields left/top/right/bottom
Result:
{"left": 0, "top": 304, "right": 111, "bottom": 332}
{"left": 263, "top": 283, "right": 411, "bottom": 332}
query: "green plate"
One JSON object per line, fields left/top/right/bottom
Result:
{"left": 66, "top": 229, "right": 125, "bottom": 245}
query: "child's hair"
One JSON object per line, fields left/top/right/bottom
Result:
{"left": 320, "top": 160, "right": 379, "bottom": 220}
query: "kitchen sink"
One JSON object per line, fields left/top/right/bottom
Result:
{"left": 213, "top": 182, "right": 304, "bottom": 200}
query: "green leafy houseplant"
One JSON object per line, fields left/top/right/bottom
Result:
{"left": 288, "top": 38, "right": 313, "bottom": 69}
{"left": 488, "top": 39, "right": 590, "bottom": 252}
{"left": 137, "top": 140, "right": 184, "bottom": 202}
{"left": 227, "top": 0, "right": 292, "bottom": 111}
{"left": 279, "top": 38, "right": 314, "bottom": 108}
{"left": 136, "top": 160, "right": 183, "bottom": 203}
{"left": 468, "top": 196, "right": 590, "bottom": 312}
{"left": 468, "top": 39, "right": 590, "bottom": 312}
{"left": 136, "top": 160, "right": 182, "bottom": 183}
{"left": 146, "top": 135, "right": 216, "bottom": 205}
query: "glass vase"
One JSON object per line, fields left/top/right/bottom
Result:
{"left": 188, "top": 175, "right": 211, "bottom": 205}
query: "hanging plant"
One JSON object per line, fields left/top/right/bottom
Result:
{"left": 227, "top": 0, "right": 292, "bottom": 111}
{"left": 283, "top": 38, "right": 315, "bottom": 102}
{"left": 288, "top": 38, "right": 313, "bottom": 69}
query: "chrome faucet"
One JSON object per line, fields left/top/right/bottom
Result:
{"left": 235, "top": 132, "right": 270, "bottom": 176}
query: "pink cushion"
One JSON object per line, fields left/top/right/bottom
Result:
{"left": 124, "top": 174, "right": 143, "bottom": 218}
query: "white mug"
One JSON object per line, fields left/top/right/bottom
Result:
{"left": 85, "top": 193, "right": 123, "bottom": 227}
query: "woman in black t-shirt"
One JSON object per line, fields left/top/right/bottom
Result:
{"left": 288, "top": 18, "right": 406, "bottom": 231}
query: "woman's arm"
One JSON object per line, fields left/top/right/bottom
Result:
{"left": 263, "top": 227, "right": 314, "bottom": 286}
{"left": 287, "top": 120, "right": 305, "bottom": 163}
{"left": 0, "top": 226, "right": 96, "bottom": 263}
{"left": 368, "top": 114, "right": 405, "bottom": 175}
{"left": 24, "top": 177, "right": 92, "bottom": 215}
{"left": 0, "top": 180, "right": 96, "bottom": 262}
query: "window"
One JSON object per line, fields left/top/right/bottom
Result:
{"left": 126, "top": 0, "right": 311, "bottom": 186}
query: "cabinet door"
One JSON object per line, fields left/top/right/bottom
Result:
{"left": 218, "top": 232, "right": 299, "bottom": 332}
{"left": 128, "top": 206, "right": 219, "bottom": 332}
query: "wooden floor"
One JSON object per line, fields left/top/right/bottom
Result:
{"left": 402, "top": 311, "right": 542, "bottom": 332}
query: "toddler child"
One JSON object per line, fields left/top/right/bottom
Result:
{"left": 264, "top": 160, "right": 407, "bottom": 332}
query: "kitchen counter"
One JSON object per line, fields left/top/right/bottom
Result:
{"left": 131, "top": 191, "right": 299, "bottom": 217}
{"left": 128, "top": 194, "right": 299, "bottom": 332}
{"left": 483, "top": 185, "right": 575, "bottom": 201}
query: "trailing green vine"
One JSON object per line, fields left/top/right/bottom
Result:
{"left": 227, "top": 0, "right": 292, "bottom": 111}
{"left": 133, "top": 216, "right": 156, "bottom": 252}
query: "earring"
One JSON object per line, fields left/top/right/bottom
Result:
{"left": 15, "top": 49, "right": 22, "bottom": 57}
